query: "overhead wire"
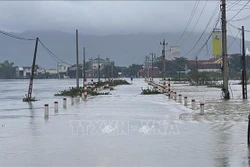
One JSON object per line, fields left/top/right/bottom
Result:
{"left": 228, "top": 0, "right": 250, "bottom": 21}
{"left": 175, "top": 0, "right": 200, "bottom": 45}
{"left": 0, "top": 29, "right": 36, "bottom": 41}
{"left": 227, "top": 0, "right": 242, "bottom": 11}
{"left": 182, "top": 4, "right": 220, "bottom": 59}
{"left": 228, "top": 6, "right": 250, "bottom": 11}
{"left": 191, "top": 14, "right": 221, "bottom": 60}
{"left": 230, "top": 13, "right": 250, "bottom": 22}
{"left": 227, "top": 26, "right": 241, "bottom": 48}
{"left": 181, "top": 0, "right": 220, "bottom": 46}
{"left": 0, "top": 28, "right": 71, "bottom": 65}
{"left": 227, "top": 22, "right": 250, "bottom": 32}
{"left": 181, "top": 0, "right": 209, "bottom": 45}
{"left": 38, "top": 39, "right": 72, "bottom": 65}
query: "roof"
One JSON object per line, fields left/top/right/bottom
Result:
{"left": 92, "top": 58, "right": 106, "bottom": 63}
{"left": 188, "top": 57, "right": 221, "bottom": 66}
{"left": 17, "top": 67, "right": 24, "bottom": 70}
{"left": 23, "top": 66, "right": 32, "bottom": 69}
{"left": 198, "top": 64, "right": 221, "bottom": 69}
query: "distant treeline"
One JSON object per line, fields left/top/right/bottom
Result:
{"left": 0, "top": 60, "right": 16, "bottom": 79}
{"left": 0, "top": 54, "right": 249, "bottom": 80}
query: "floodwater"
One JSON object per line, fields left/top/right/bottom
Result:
{"left": 0, "top": 78, "right": 250, "bottom": 166}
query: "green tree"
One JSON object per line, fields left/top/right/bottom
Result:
{"left": 0, "top": 60, "right": 16, "bottom": 79}
{"left": 126, "top": 64, "right": 143, "bottom": 77}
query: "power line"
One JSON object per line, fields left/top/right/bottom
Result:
{"left": 0, "top": 28, "right": 72, "bottom": 66}
{"left": 182, "top": 9, "right": 220, "bottom": 58}
{"left": 38, "top": 39, "right": 72, "bottom": 65}
{"left": 228, "top": 1, "right": 250, "bottom": 21}
{"left": 228, "top": 26, "right": 241, "bottom": 48}
{"left": 228, "top": 1, "right": 250, "bottom": 7}
{"left": 227, "top": 22, "right": 250, "bottom": 32}
{"left": 190, "top": 15, "right": 221, "bottom": 60}
{"left": 227, "top": 0, "right": 242, "bottom": 11}
{"left": 228, "top": 7, "right": 250, "bottom": 11}
{"left": 0, "top": 29, "right": 36, "bottom": 41}
{"left": 230, "top": 13, "right": 250, "bottom": 22}
{"left": 175, "top": 0, "right": 200, "bottom": 45}
{"left": 181, "top": 0, "right": 219, "bottom": 46}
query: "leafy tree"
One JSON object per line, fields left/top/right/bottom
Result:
{"left": 153, "top": 56, "right": 188, "bottom": 77}
{"left": 126, "top": 64, "right": 143, "bottom": 77}
{"left": 0, "top": 60, "right": 16, "bottom": 79}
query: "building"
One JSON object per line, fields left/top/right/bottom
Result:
{"left": 246, "top": 48, "right": 250, "bottom": 56}
{"left": 16, "top": 66, "right": 32, "bottom": 78}
{"left": 46, "top": 69, "right": 58, "bottom": 78}
{"left": 187, "top": 57, "right": 221, "bottom": 73}
{"left": 36, "top": 68, "right": 46, "bottom": 75}
{"left": 16, "top": 67, "right": 24, "bottom": 78}
{"left": 67, "top": 64, "right": 83, "bottom": 78}
{"left": 88, "top": 58, "right": 115, "bottom": 78}
{"left": 57, "top": 62, "right": 70, "bottom": 78}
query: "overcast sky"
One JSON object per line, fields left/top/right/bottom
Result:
{"left": 0, "top": 1, "right": 250, "bottom": 39}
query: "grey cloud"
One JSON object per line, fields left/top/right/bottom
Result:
{"left": 0, "top": 1, "right": 249, "bottom": 38}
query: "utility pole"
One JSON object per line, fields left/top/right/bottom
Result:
{"left": 242, "top": 26, "right": 247, "bottom": 99}
{"left": 106, "top": 58, "right": 110, "bottom": 82}
{"left": 76, "top": 29, "right": 79, "bottom": 88}
{"left": 111, "top": 61, "right": 114, "bottom": 80}
{"left": 98, "top": 55, "right": 100, "bottom": 83}
{"left": 195, "top": 56, "right": 198, "bottom": 74}
{"left": 151, "top": 53, "right": 155, "bottom": 78}
{"left": 179, "top": 71, "right": 181, "bottom": 83}
{"left": 27, "top": 37, "right": 39, "bottom": 100}
{"left": 146, "top": 56, "right": 149, "bottom": 78}
{"left": 221, "top": 0, "right": 230, "bottom": 99}
{"left": 83, "top": 47, "right": 86, "bottom": 87}
{"left": 91, "top": 57, "right": 93, "bottom": 78}
{"left": 160, "top": 39, "right": 168, "bottom": 84}
{"left": 195, "top": 56, "right": 199, "bottom": 84}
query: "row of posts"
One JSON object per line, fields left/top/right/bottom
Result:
{"left": 44, "top": 97, "right": 82, "bottom": 118}
{"left": 166, "top": 78, "right": 204, "bottom": 115}
{"left": 44, "top": 81, "right": 109, "bottom": 118}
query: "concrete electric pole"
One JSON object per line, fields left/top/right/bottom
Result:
{"left": 76, "top": 29, "right": 79, "bottom": 88}
{"left": 241, "top": 26, "right": 247, "bottom": 99}
{"left": 221, "top": 0, "right": 230, "bottom": 99}
{"left": 160, "top": 39, "right": 168, "bottom": 86}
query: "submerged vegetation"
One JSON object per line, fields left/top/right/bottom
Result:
{"left": 54, "top": 79, "right": 131, "bottom": 97}
{"left": 141, "top": 87, "right": 161, "bottom": 95}
{"left": 188, "top": 73, "right": 221, "bottom": 86}
{"left": 22, "top": 96, "right": 38, "bottom": 102}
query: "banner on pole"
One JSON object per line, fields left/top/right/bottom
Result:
{"left": 212, "top": 30, "right": 222, "bottom": 56}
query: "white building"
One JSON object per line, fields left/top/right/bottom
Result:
{"left": 247, "top": 48, "right": 250, "bottom": 56}
{"left": 57, "top": 62, "right": 69, "bottom": 73}
{"left": 16, "top": 67, "right": 32, "bottom": 78}
{"left": 46, "top": 69, "right": 58, "bottom": 75}
{"left": 57, "top": 62, "right": 70, "bottom": 78}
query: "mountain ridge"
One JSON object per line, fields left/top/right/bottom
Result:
{"left": 0, "top": 31, "right": 248, "bottom": 68}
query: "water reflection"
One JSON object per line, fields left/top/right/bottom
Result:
{"left": 27, "top": 102, "right": 40, "bottom": 135}
{"left": 247, "top": 146, "right": 250, "bottom": 167}
{"left": 213, "top": 123, "right": 231, "bottom": 167}
{"left": 0, "top": 79, "right": 250, "bottom": 166}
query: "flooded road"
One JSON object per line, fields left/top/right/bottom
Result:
{"left": 0, "top": 78, "right": 250, "bottom": 166}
